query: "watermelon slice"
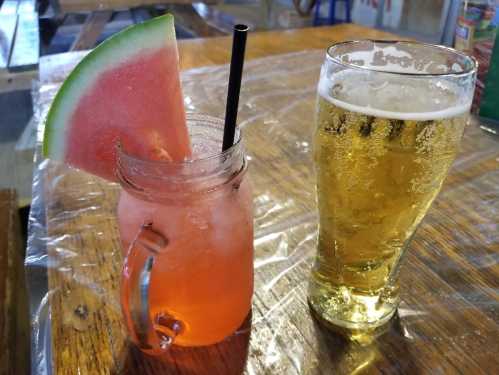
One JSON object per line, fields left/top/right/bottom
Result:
{"left": 43, "top": 14, "right": 191, "bottom": 181}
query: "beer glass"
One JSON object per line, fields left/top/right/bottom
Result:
{"left": 309, "top": 41, "right": 476, "bottom": 330}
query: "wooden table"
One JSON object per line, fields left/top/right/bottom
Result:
{"left": 29, "top": 24, "right": 499, "bottom": 374}
{"left": 0, "top": 189, "right": 29, "bottom": 375}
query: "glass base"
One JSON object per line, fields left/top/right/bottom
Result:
{"left": 308, "top": 283, "right": 399, "bottom": 331}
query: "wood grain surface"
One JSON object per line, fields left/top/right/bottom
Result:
{"left": 0, "top": 190, "right": 30, "bottom": 375}
{"left": 33, "top": 25, "right": 499, "bottom": 374}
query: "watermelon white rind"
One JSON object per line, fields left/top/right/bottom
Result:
{"left": 43, "top": 14, "right": 177, "bottom": 162}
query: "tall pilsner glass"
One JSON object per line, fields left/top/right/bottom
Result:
{"left": 308, "top": 41, "right": 476, "bottom": 330}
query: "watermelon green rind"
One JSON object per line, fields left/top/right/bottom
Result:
{"left": 43, "top": 14, "right": 177, "bottom": 160}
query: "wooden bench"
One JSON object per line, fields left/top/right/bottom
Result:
{"left": 48, "top": 0, "right": 225, "bottom": 52}
{"left": 56, "top": 0, "right": 217, "bottom": 14}
{"left": 0, "top": 0, "right": 40, "bottom": 93}
{"left": 0, "top": 189, "right": 30, "bottom": 375}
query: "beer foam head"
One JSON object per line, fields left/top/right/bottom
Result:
{"left": 319, "top": 70, "right": 472, "bottom": 121}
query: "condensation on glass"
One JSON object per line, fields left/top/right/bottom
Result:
{"left": 310, "top": 40, "right": 477, "bottom": 330}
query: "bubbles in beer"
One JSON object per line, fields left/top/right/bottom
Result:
{"left": 309, "top": 72, "right": 468, "bottom": 328}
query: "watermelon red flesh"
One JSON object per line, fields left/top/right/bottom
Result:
{"left": 43, "top": 15, "right": 191, "bottom": 182}
{"left": 67, "top": 47, "right": 190, "bottom": 181}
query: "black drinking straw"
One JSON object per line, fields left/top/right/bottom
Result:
{"left": 222, "top": 24, "right": 249, "bottom": 151}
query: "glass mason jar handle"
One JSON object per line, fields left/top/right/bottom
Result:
{"left": 121, "top": 222, "right": 183, "bottom": 353}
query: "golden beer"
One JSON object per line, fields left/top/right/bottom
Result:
{"left": 308, "top": 41, "right": 476, "bottom": 330}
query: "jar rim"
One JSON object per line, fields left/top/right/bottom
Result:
{"left": 115, "top": 114, "right": 246, "bottom": 201}
{"left": 116, "top": 113, "right": 242, "bottom": 168}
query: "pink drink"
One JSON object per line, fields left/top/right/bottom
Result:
{"left": 118, "top": 115, "right": 253, "bottom": 351}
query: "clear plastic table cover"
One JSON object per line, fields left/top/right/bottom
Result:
{"left": 26, "top": 50, "right": 499, "bottom": 374}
